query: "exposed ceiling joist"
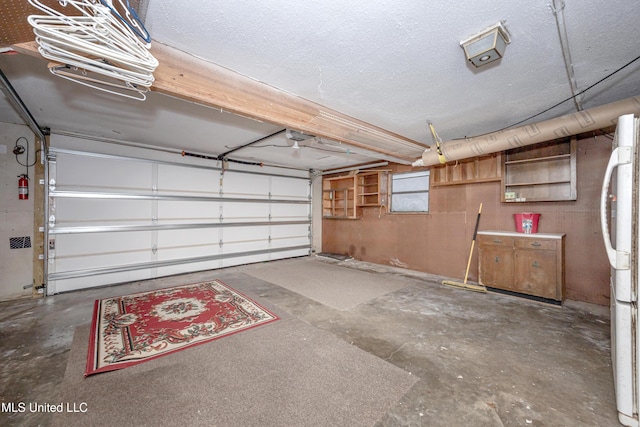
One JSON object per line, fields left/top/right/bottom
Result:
{"left": 12, "top": 40, "right": 428, "bottom": 163}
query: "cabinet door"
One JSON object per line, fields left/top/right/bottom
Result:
{"left": 514, "top": 249, "right": 557, "bottom": 299}
{"left": 479, "top": 244, "right": 514, "bottom": 289}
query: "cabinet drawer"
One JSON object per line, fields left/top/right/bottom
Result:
{"left": 515, "top": 239, "right": 557, "bottom": 251}
{"left": 478, "top": 235, "right": 514, "bottom": 247}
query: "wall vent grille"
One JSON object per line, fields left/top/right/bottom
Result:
{"left": 10, "top": 236, "right": 31, "bottom": 249}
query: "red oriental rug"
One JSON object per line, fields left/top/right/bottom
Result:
{"left": 85, "top": 279, "right": 279, "bottom": 376}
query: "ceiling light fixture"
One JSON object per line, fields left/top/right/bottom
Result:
{"left": 286, "top": 129, "right": 314, "bottom": 141}
{"left": 286, "top": 129, "right": 313, "bottom": 149}
{"left": 460, "top": 21, "right": 511, "bottom": 67}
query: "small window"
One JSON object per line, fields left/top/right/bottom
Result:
{"left": 390, "top": 171, "right": 430, "bottom": 212}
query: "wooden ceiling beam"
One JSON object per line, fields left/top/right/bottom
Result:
{"left": 12, "top": 40, "right": 427, "bottom": 162}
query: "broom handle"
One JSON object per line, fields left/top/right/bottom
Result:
{"left": 463, "top": 203, "right": 483, "bottom": 284}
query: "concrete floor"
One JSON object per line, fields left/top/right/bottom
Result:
{"left": 0, "top": 256, "right": 617, "bottom": 426}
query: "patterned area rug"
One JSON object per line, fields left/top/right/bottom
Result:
{"left": 85, "top": 279, "right": 279, "bottom": 376}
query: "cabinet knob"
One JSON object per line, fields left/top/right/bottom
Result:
{"left": 493, "top": 239, "right": 502, "bottom": 244}
{"left": 532, "top": 261, "right": 540, "bottom": 268}
{"left": 495, "top": 256, "right": 500, "bottom": 263}
{"left": 531, "top": 242, "right": 541, "bottom": 247}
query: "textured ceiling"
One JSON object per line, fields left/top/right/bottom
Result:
{"left": 145, "top": 0, "right": 640, "bottom": 142}
{"left": 1, "top": 0, "right": 639, "bottom": 170}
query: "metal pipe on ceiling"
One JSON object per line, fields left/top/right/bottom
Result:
{"left": 551, "top": 0, "right": 583, "bottom": 112}
{"left": 321, "top": 162, "right": 389, "bottom": 175}
{"left": 412, "top": 96, "right": 640, "bottom": 167}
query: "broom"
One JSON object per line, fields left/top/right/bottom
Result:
{"left": 442, "top": 203, "right": 487, "bottom": 293}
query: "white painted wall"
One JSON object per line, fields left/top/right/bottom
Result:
{"left": 0, "top": 122, "right": 35, "bottom": 300}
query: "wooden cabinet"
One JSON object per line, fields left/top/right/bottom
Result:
{"left": 431, "top": 153, "right": 502, "bottom": 187}
{"left": 322, "top": 171, "right": 388, "bottom": 218}
{"left": 502, "top": 136, "right": 576, "bottom": 202}
{"left": 477, "top": 235, "right": 515, "bottom": 289}
{"left": 477, "top": 231, "right": 565, "bottom": 302}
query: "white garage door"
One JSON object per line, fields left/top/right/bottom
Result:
{"left": 45, "top": 136, "right": 311, "bottom": 295}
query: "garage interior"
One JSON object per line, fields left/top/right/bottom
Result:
{"left": 1, "top": 1, "right": 639, "bottom": 426}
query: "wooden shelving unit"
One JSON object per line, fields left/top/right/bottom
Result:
{"left": 322, "top": 175, "right": 356, "bottom": 218}
{"left": 501, "top": 136, "right": 577, "bottom": 202}
{"left": 322, "top": 171, "right": 388, "bottom": 218}
{"left": 430, "top": 153, "right": 502, "bottom": 186}
{"left": 356, "top": 171, "right": 388, "bottom": 207}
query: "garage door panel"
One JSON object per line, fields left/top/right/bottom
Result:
{"left": 55, "top": 199, "right": 153, "bottom": 225}
{"left": 271, "top": 224, "right": 309, "bottom": 239}
{"left": 55, "top": 232, "right": 152, "bottom": 257}
{"left": 51, "top": 270, "right": 153, "bottom": 294}
{"left": 270, "top": 203, "right": 309, "bottom": 219}
{"left": 157, "top": 228, "right": 218, "bottom": 247}
{"left": 157, "top": 245, "right": 222, "bottom": 261}
{"left": 224, "top": 225, "right": 269, "bottom": 241}
{"left": 271, "top": 248, "right": 309, "bottom": 258}
{"left": 271, "top": 176, "right": 309, "bottom": 198}
{"left": 47, "top": 146, "right": 311, "bottom": 294}
{"left": 222, "top": 171, "right": 270, "bottom": 197}
{"left": 155, "top": 260, "right": 221, "bottom": 278}
{"left": 223, "top": 240, "right": 270, "bottom": 255}
{"left": 221, "top": 255, "right": 269, "bottom": 268}
{"left": 223, "top": 202, "right": 270, "bottom": 220}
{"left": 157, "top": 231, "right": 222, "bottom": 260}
{"left": 269, "top": 236, "right": 311, "bottom": 249}
{"left": 56, "top": 155, "right": 153, "bottom": 191}
{"left": 157, "top": 164, "right": 220, "bottom": 195}
{"left": 157, "top": 201, "right": 221, "bottom": 223}
{"left": 220, "top": 249, "right": 308, "bottom": 269}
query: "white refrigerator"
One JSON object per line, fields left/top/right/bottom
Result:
{"left": 601, "top": 113, "right": 640, "bottom": 426}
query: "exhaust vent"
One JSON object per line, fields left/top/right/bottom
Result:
{"left": 10, "top": 236, "right": 31, "bottom": 249}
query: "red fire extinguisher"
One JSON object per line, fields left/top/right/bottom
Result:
{"left": 18, "top": 174, "right": 29, "bottom": 200}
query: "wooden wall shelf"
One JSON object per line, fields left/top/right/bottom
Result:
{"left": 502, "top": 137, "right": 576, "bottom": 202}
{"left": 322, "top": 171, "right": 388, "bottom": 218}
{"left": 431, "top": 153, "right": 501, "bottom": 187}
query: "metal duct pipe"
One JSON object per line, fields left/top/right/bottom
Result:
{"left": 412, "top": 96, "right": 640, "bottom": 167}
